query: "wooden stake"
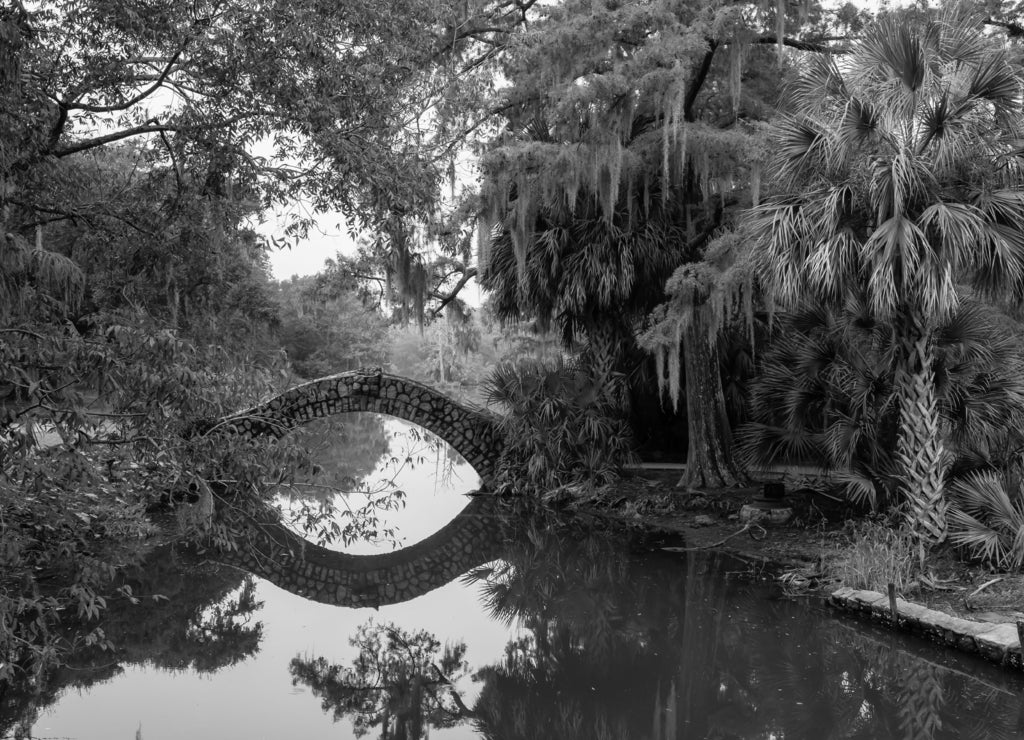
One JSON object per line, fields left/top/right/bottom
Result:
{"left": 1016, "top": 621, "right": 1024, "bottom": 651}
{"left": 888, "top": 583, "right": 898, "bottom": 626}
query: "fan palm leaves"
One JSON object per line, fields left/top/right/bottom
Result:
{"left": 740, "top": 297, "right": 1024, "bottom": 510}
{"left": 482, "top": 195, "right": 688, "bottom": 354}
{"left": 747, "top": 5, "right": 1024, "bottom": 550}
{"left": 947, "top": 470, "right": 1024, "bottom": 569}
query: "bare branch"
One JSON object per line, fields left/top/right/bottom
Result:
{"left": 159, "top": 130, "right": 184, "bottom": 196}
{"left": 750, "top": 35, "right": 850, "bottom": 54}
{"left": 684, "top": 42, "right": 717, "bottom": 123}
{"left": 431, "top": 267, "right": 478, "bottom": 316}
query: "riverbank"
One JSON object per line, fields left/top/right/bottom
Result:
{"left": 582, "top": 467, "right": 1024, "bottom": 671}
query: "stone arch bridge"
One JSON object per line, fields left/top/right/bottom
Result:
{"left": 217, "top": 496, "right": 505, "bottom": 608}
{"left": 208, "top": 371, "right": 507, "bottom": 603}
{"left": 213, "top": 370, "right": 504, "bottom": 486}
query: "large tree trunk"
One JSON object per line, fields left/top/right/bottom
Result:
{"left": 679, "top": 304, "right": 743, "bottom": 490}
{"left": 896, "top": 317, "right": 947, "bottom": 558}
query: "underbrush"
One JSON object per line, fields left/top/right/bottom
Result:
{"left": 824, "top": 518, "right": 919, "bottom": 593}
{"left": 0, "top": 317, "right": 304, "bottom": 685}
{"left": 485, "top": 360, "right": 638, "bottom": 502}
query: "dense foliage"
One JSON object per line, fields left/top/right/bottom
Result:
{"left": 746, "top": 5, "right": 1024, "bottom": 554}
{"left": 485, "top": 361, "right": 638, "bottom": 501}
{"left": 7, "top": 0, "right": 1024, "bottom": 707}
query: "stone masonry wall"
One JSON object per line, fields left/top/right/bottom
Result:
{"left": 216, "top": 370, "right": 503, "bottom": 486}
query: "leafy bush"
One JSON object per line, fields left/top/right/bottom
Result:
{"left": 0, "top": 313, "right": 302, "bottom": 684}
{"left": 484, "top": 360, "right": 638, "bottom": 501}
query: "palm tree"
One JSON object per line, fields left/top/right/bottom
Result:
{"left": 739, "top": 296, "right": 1024, "bottom": 511}
{"left": 747, "top": 5, "right": 1024, "bottom": 555}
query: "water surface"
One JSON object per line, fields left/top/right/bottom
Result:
{"left": 12, "top": 417, "right": 1024, "bottom": 740}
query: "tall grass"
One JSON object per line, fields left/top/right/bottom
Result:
{"left": 826, "top": 519, "right": 918, "bottom": 593}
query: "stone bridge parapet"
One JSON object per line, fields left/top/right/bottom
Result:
{"left": 215, "top": 370, "right": 504, "bottom": 486}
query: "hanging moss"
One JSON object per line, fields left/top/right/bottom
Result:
{"left": 728, "top": 34, "right": 744, "bottom": 115}
{"left": 776, "top": 0, "right": 786, "bottom": 62}
{"left": 639, "top": 229, "right": 758, "bottom": 408}
{"left": 668, "top": 319, "right": 682, "bottom": 410}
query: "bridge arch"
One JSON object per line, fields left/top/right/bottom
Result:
{"left": 217, "top": 497, "right": 504, "bottom": 607}
{"left": 216, "top": 370, "right": 503, "bottom": 486}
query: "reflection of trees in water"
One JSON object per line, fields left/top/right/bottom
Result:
{"left": 1, "top": 549, "right": 262, "bottom": 739}
{"left": 290, "top": 620, "right": 471, "bottom": 740}
{"left": 286, "top": 413, "right": 392, "bottom": 496}
{"left": 288, "top": 503, "right": 1024, "bottom": 740}
{"left": 661, "top": 574, "right": 1024, "bottom": 740}
{"left": 278, "top": 413, "right": 471, "bottom": 549}
{"left": 17, "top": 504, "right": 1021, "bottom": 739}
{"left": 466, "top": 508, "right": 687, "bottom": 739}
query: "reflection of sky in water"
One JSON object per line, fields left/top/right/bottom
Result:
{"left": 278, "top": 414, "right": 482, "bottom": 553}
{"left": 36, "top": 416, "right": 499, "bottom": 740}
{"left": 30, "top": 416, "right": 1024, "bottom": 739}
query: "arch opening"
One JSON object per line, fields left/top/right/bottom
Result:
{"left": 219, "top": 371, "right": 502, "bottom": 486}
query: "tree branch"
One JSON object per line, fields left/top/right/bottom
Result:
{"left": 750, "top": 35, "right": 850, "bottom": 54}
{"left": 65, "top": 44, "right": 188, "bottom": 114}
{"left": 431, "top": 267, "right": 478, "bottom": 316}
{"left": 430, "top": 664, "right": 477, "bottom": 719}
{"left": 684, "top": 42, "right": 717, "bottom": 123}
{"left": 49, "top": 113, "right": 260, "bottom": 158}
{"left": 159, "top": 130, "right": 184, "bottom": 196}
{"left": 50, "top": 120, "right": 171, "bottom": 158}
{"left": 984, "top": 18, "right": 1024, "bottom": 38}
{"left": 8, "top": 199, "right": 156, "bottom": 236}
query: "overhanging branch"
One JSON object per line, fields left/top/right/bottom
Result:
{"left": 750, "top": 35, "right": 850, "bottom": 54}
{"left": 431, "top": 267, "right": 478, "bottom": 316}
{"left": 49, "top": 113, "right": 261, "bottom": 158}
{"left": 66, "top": 44, "right": 188, "bottom": 114}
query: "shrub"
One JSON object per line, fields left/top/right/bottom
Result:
{"left": 484, "top": 360, "right": 637, "bottom": 501}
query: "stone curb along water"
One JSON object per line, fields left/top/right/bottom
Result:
{"left": 829, "top": 587, "right": 1024, "bottom": 670}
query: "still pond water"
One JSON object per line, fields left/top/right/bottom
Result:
{"left": 15, "top": 416, "right": 1024, "bottom": 739}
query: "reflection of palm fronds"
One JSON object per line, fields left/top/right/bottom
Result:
{"left": 897, "top": 661, "right": 944, "bottom": 740}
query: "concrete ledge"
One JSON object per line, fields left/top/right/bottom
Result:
{"left": 830, "top": 587, "right": 1024, "bottom": 670}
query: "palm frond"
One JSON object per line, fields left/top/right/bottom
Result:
{"left": 839, "top": 96, "right": 880, "bottom": 151}
{"left": 967, "top": 54, "right": 1022, "bottom": 114}
{"left": 858, "top": 17, "right": 925, "bottom": 93}
{"left": 776, "top": 116, "right": 828, "bottom": 176}
{"left": 948, "top": 470, "right": 1024, "bottom": 568}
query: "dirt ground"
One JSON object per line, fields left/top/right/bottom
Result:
{"left": 584, "top": 468, "right": 1024, "bottom": 626}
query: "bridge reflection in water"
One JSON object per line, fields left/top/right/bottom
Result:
{"left": 216, "top": 496, "right": 504, "bottom": 608}
{"left": 22, "top": 380, "right": 1024, "bottom": 738}
{"left": 14, "top": 496, "right": 1024, "bottom": 740}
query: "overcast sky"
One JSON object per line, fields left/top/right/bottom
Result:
{"left": 255, "top": 206, "right": 356, "bottom": 280}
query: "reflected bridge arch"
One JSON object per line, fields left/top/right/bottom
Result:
{"left": 215, "top": 370, "right": 503, "bottom": 486}
{"left": 217, "top": 497, "right": 504, "bottom": 608}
